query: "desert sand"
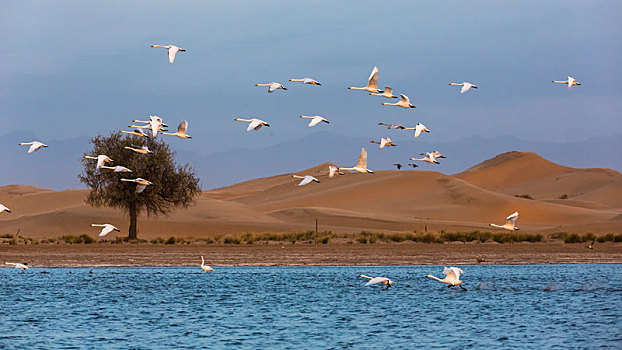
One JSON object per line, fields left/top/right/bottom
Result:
{"left": 0, "top": 151, "right": 620, "bottom": 242}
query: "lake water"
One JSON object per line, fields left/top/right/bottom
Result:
{"left": 1, "top": 265, "right": 621, "bottom": 349}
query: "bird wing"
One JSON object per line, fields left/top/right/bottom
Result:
{"left": 365, "top": 277, "right": 389, "bottom": 286}
{"left": 248, "top": 119, "right": 262, "bottom": 131}
{"left": 461, "top": 84, "right": 471, "bottom": 94}
{"left": 506, "top": 211, "right": 519, "bottom": 226}
{"left": 329, "top": 166, "right": 338, "bottom": 178}
{"left": 308, "top": 117, "right": 322, "bottom": 127}
{"left": 150, "top": 121, "right": 159, "bottom": 138}
{"left": 368, "top": 66, "right": 379, "bottom": 89}
{"left": 136, "top": 184, "right": 147, "bottom": 193}
{"left": 415, "top": 124, "right": 423, "bottom": 138}
{"left": 356, "top": 148, "right": 368, "bottom": 169}
{"left": 380, "top": 138, "right": 388, "bottom": 148}
{"left": 298, "top": 176, "right": 314, "bottom": 186}
{"left": 168, "top": 46, "right": 179, "bottom": 63}
{"left": 268, "top": 83, "right": 279, "bottom": 92}
{"left": 100, "top": 225, "right": 114, "bottom": 237}
{"left": 178, "top": 120, "right": 188, "bottom": 134}
{"left": 384, "top": 87, "right": 393, "bottom": 95}
{"left": 29, "top": 143, "right": 41, "bottom": 153}
{"left": 443, "top": 267, "right": 463, "bottom": 282}
{"left": 400, "top": 94, "right": 410, "bottom": 104}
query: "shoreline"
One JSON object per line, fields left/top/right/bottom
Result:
{"left": 2, "top": 242, "right": 621, "bottom": 267}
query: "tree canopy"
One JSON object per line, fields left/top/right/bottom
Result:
{"left": 79, "top": 132, "right": 201, "bottom": 239}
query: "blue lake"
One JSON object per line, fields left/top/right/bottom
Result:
{"left": 1, "top": 265, "right": 621, "bottom": 349}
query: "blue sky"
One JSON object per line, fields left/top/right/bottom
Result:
{"left": 1, "top": 0, "right": 621, "bottom": 156}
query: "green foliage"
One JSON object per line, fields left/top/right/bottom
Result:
{"left": 165, "top": 237, "right": 177, "bottom": 244}
{"left": 514, "top": 194, "right": 534, "bottom": 200}
{"left": 551, "top": 232, "right": 597, "bottom": 243}
{"left": 492, "top": 232, "right": 542, "bottom": 243}
{"left": 78, "top": 132, "right": 201, "bottom": 239}
{"left": 0, "top": 233, "right": 14, "bottom": 239}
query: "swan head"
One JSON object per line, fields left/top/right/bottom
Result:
{"left": 425, "top": 274, "right": 432, "bottom": 278}
{"left": 409, "top": 104, "right": 416, "bottom": 108}
{"left": 114, "top": 228, "right": 120, "bottom": 232}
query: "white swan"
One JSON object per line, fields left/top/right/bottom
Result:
{"left": 201, "top": 256, "right": 214, "bottom": 271}
{"left": 99, "top": 165, "right": 132, "bottom": 173}
{"left": 426, "top": 267, "right": 467, "bottom": 290}
{"left": 378, "top": 122, "right": 406, "bottom": 129}
{"left": 255, "top": 82, "right": 287, "bottom": 93}
{"left": 151, "top": 44, "right": 186, "bottom": 63}
{"left": 120, "top": 178, "right": 154, "bottom": 193}
{"left": 359, "top": 274, "right": 395, "bottom": 289}
{"left": 428, "top": 150, "right": 446, "bottom": 159}
{"left": 19, "top": 141, "right": 48, "bottom": 154}
{"left": 348, "top": 66, "right": 381, "bottom": 93}
{"left": 131, "top": 116, "right": 168, "bottom": 138}
{"left": 124, "top": 145, "right": 153, "bottom": 154}
{"left": 299, "top": 115, "right": 329, "bottom": 127}
{"left": 84, "top": 155, "right": 113, "bottom": 168}
{"left": 162, "top": 120, "right": 192, "bottom": 139}
{"left": 369, "top": 137, "right": 396, "bottom": 149}
{"left": 289, "top": 78, "right": 321, "bottom": 85}
{"left": 410, "top": 152, "right": 440, "bottom": 164}
{"left": 490, "top": 211, "right": 519, "bottom": 231}
{"left": 339, "top": 148, "right": 373, "bottom": 174}
{"left": 5, "top": 262, "right": 28, "bottom": 271}
{"left": 91, "top": 223, "right": 120, "bottom": 237}
{"left": 401, "top": 123, "right": 430, "bottom": 138}
{"left": 449, "top": 82, "right": 478, "bottom": 94}
{"left": 552, "top": 76, "right": 581, "bottom": 87}
{"left": 292, "top": 175, "right": 320, "bottom": 186}
{"left": 382, "top": 94, "right": 415, "bottom": 108}
{"left": 370, "top": 87, "right": 397, "bottom": 99}
{"left": 0, "top": 204, "right": 11, "bottom": 213}
{"left": 120, "top": 129, "right": 149, "bottom": 137}
{"left": 234, "top": 118, "right": 270, "bottom": 131}
{"left": 328, "top": 165, "right": 343, "bottom": 178}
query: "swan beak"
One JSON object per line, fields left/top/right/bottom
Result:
{"left": 472, "top": 86, "right": 478, "bottom": 89}
{"left": 316, "top": 83, "right": 321, "bottom": 86}
{"left": 265, "top": 124, "right": 270, "bottom": 127}
{"left": 282, "top": 87, "right": 287, "bottom": 90}
{"left": 410, "top": 105, "right": 416, "bottom": 108}
{"left": 114, "top": 229, "right": 120, "bottom": 232}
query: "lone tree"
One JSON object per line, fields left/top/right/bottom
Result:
{"left": 79, "top": 132, "right": 201, "bottom": 240}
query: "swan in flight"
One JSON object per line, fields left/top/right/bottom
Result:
{"left": 359, "top": 274, "right": 395, "bottom": 289}
{"left": 370, "top": 87, "right": 397, "bottom": 99}
{"left": 328, "top": 165, "right": 343, "bottom": 178}
{"left": 120, "top": 178, "right": 154, "bottom": 193}
{"left": 91, "top": 223, "right": 120, "bottom": 237}
{"left": 124, "top": 145, "right": 153, "bottom": 154}
{"left": 162, "top": 120, "right": 192, "bottom": 139}
{"left": 426, "top": 267, "right": 467, "bottom": 290}
{"left": 5, "top": 262, "right": 28, "bottom": 271}
{"left": 120, "top": 129, "right": 149, "bottom": 137}
{"left": 490, "top": 211, "right": 519, "bottom": 231}
{"left": 200, "top": 256, "right": 214, "bottom": 271}
{"left": 348, "top": 66, "right": 381, "bottom": 93}
{"left": 84, "top": 155, "right": 113, "bottom": 169}
{"left": 151, "top": 44, "right": 186, "bottom": 63}
{"left": 382, "top": 94, "right": 415, "bottom": 108}
{"left": 234, "top": 118, "right": 270, "bottom": 131}
{"left": 292, "top": 175, "right": 320, "bottom": 186}
{"left": 393, "top": 163, "right": 403, "bottom": 169}
{"left": 19, "top": 141, "right": 48, "bottom": 154}
{"left": 410, "top": 152, "right": 440, "bottom": 164}
{"left": 299, "top": 115, "right": 329, "bottom": 127}
{"left": 552, "top": 76, "right": 581, "bottom": 87}
{"left": 403, "top": 123, "right": 430, "bottom": 138}
{"left": 289, "top": 78, "right": 321, "bottom": 85}
{"left": 339, "top": 148, "right": 373, "bottom": 174}
{"left": 369, "top": 137, "right": 396, "bottom": 149}
{"left": 449, "top": 82, "right": 478, "bottom": 94}
{"left": 256, "top": 82, "right": 287, "bottom": 93}
{"left": 0, "top": 204, "right": 11, "bottom": 213}
{"left": 427, "top": 150, "right": 446, "bottom": 159}
{"left": 378, "top": 122, "right": 406, "bottom": 130}
{"left": 407, "top": 163, "right": 419, "bottom": 168}
{"left": 131, "top": 116, "right": 168, "bottom": 138}
{"left": 100, "top": 165, "right": 132, "bottom": 173}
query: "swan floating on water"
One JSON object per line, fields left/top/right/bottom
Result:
{"left": 201, "top": 256, "right": 214, "bottom": 271}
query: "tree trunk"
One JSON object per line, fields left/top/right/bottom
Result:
{"left": 128, "top": 203, "right": 138, "bottom": 240}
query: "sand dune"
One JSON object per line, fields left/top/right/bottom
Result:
{"left": 0, "top": 152, "right": 620, "bottom": 238}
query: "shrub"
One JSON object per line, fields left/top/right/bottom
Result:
{"left": 151, "top": 237, "right": 165, "bottom": 244}
{"left": 559, "top": 194, "right": 568, "bottom": 199}
{"left": 514, "top": 194, "right": 534, "bottom": 200}
{"left": 165, "top": 236, "right": 177, "bottom": 244}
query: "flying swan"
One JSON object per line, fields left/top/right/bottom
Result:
{"left": 426, "top": 267, "right": 467, "bottom": 290}
{"left": 449, "top": 82, "right": 478, "bottom": 93}
{"left": 489, "top": 211, "right": 519, "bottom": 231}
{"left": 151, "top": 44, "right": 186, "bottom": 63}
{"left": 292, "top": 175, "right": 320, "bottom": 186}
{"left": 359, "top": 274, "right": 395, "bottom": 289}
{"left": 348, "top": 66, "right": 381, "bottom": 93}
{"left": 234, "top": 118, "right": 270, "bottom": 131}
{"left": 339, "top": 148, "right": 373, "bottom": 174}
{"left": 19, "top": 141, "right": 48, "bottom": 154}
{"left": 91, "top": 224, "right": 120, "bottom": 237}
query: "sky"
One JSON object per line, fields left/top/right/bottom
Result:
{"left": 1, "top": 1, "right": 621, "bottom": 177}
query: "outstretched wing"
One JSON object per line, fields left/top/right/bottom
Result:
{"left": 365, "top": 277, "right": 389, "bottom": 286}
{"left": 298, "top": 176, "right": 315, "bottom": 186}
{"left": 247, "top": 119, "right": 262, "bottom": 131}
{"left": 384, "top": 87, "right": 393, "bottom": 95}
{"left": 308, "top": 117, "right": 322, "bottom": 127}
{"left": 461, "top": 83, "right": 470, "bottom": 94}
{"left": 136, "top": 184, "right": 147, "bottom": 193}
{"left": 400, "top": 94, "right": 410, "bottom": 104}
{"left": 100, "top": 225, "right": 114, "bottom": 237}
{"left": 443, "top": 267, "right": 463, "bottom": 282}
{"left": 415, "top": 124, "right": 423, "bottom": 138}
{"left": 268, "top": 83, "right": 278, "bottom": 93}
{"left": 368, "top": 66, "right": 379, "bottom": 89}
{"left": 178, "top": 120, "right": 188, "bottom": 134}
{"left": 168, "top": 47, "right": 179, "bottom": 63}
{"left": 356, "top": 148, "right": 368, "bottom": 169}
{"left": 506, "top": 212, "right": 519, "bottom": 226}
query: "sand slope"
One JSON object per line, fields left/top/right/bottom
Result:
{"left": 0, "top": 153, "right": 620, "bottom": 238}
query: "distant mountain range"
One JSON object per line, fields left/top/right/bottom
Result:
{"left": 1, "top": 129, "right": 620, "bottom": 190}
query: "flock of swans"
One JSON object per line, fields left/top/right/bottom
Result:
{"left": 2, "top": 42, "right": 580, "bottom": 273}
